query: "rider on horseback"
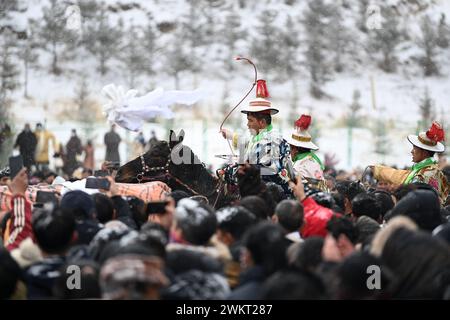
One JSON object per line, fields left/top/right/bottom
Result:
{"left": 220, "top": 80, "right": 290, "bottom": 190}
{"left": 284, "top": 114, "right": 327, "bottom": 191}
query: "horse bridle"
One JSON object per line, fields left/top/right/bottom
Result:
{"left": 136, "top": 153, "right": 170, "bottom": 183}
{"left": 135, "top": 145, "right": 221, "bottom": 199}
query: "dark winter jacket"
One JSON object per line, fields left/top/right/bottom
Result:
{"left": 24, "top": 256, "right": 65, "bottom": 299}
{"left": 227, "top": 265, "right": 266, "bottom": 300}
{"left": 14, "top": 130, "right": 37, "bottom": 168}
{"left": 386, "top": 189, "right": 443, "bottom": 232}
{"left": 111, "top": 196, "right": 138, "bottom": 230}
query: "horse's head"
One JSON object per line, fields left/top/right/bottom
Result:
{"left": 115, "top": 139, "right": 171, "bottom": 184}
{"left": 115, "top": 130, "right": 222, "bottom": 203}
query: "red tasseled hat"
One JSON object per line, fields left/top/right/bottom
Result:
{"left": 241, "top": 78, "right": 279, "bottom": 115}
{"left": 255, "top": 79, "right": 269, "bottom": 98}
{"left": 426, "top": 121, "right": 445, "bottom": 143}
{"left": 295, "top": 115, "right": 312, "bottom": 131}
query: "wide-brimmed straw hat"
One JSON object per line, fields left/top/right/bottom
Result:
{"left": 284, "top": 114, "right": 319, "bottom": 150}
{"left": 407, "top": 121, "right": 445, "bottom": 153}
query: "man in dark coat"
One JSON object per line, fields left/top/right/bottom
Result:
{"left": 65, "top": 129, "right": 83, "bottom": 177}
{"left": 14, "top": 123, "right": 37, "bottom": 171}
{"left": 104, "top": 124, "right": 121, "bottom": 163}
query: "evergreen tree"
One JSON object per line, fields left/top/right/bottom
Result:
{"left": 346, "top": 89, "right": 363, "bottom": 167}
{"left": 39, "top": 0, "right": 76, "bottom": 75}
{"left": 74, "top": 74, "right": 97, "bottom": 139}
{"left": 329, "top": 4, "right": 351, "bottom": 73}
{"left": 118, "top": 24, "right": 146, "bottom": 89}
{"left": 0, "top": 30, "right": 19, "bottom": 163}
{"left": 18, "top": 19, "right": 40, "bottom": 98}
{"left": 77, "top": 0, "right": 101, "bottom": 24}
{"left": 357, "top": 0, "right": 370, "bottom": 32}
{"left": 417, "top": 15, "right": 439, "bottom": 76}
{"left": 84, "top": 6, "right": 122, "bottom": 76}
{"left": 437, "top": 13, "right": 449, "bottom": 49}
{"left": 373, "top": 109, "right": 388, "bottom": 159}
{"left": 303, "top": 0, "right": 332, "bottom": 98}
{"left": 280, "top": 14, "right": 300, "bottom": 80}
{"left": 0, "top": 30, "right": 19, "bottom": 104}
{"left": 222, "top": 6, "right": 246, "bottom": 75}
{"left": 202, "top": 0, "right": 223, "bottom": 49}
{"left": 181, "top": 0, "right": 205, "bottom": 79}
{"left": 141, "top": 14, "right": 158, "bottom": 81}
{"left": 370, "top": 6, "right": 401, "bottom": 73}
{"left": 348, "top": 89, "right": 363, "bottom": 127}
{"left": 0, "top": 0, "right": 20, "bottom": 25}
{"left": 164, "top": 31, "right": 192, "bottom": 90}
{"left": 418, "top": 87, "right": 435, "bottom": 130}
{"left": 288, "top": 80, "right": 299, "bottom": 124}
{"left": 250, "top": 9, "right": 282, "bottom": 78}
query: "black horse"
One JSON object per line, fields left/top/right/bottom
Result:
{"left": 115, "top": 130, "right": 237, "bottom": 208}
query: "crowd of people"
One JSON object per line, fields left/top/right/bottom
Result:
{"left": 0, "top": 80, "right": 449, "bottom": 300}
{"left": 6, "top": 122, "right": 160, "bottom": 181}
{"left": 0, "top": 157, "right": 449, "bottom": 300}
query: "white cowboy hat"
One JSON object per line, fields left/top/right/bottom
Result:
{"left": 284, "top": 114, "right": 319, "bottom": 150}
{"left": 407, "top": 121, "right": 445, "bottom": 153}
{"left": 240, "top": 79, "right": 279, "bottom": 115}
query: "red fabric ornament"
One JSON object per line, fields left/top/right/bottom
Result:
{"left": 255, "top": 79, "right": 269, "bottom": 98}
{"left": 295, "top": 115, "right": 312, "bottom": 130}
{"left": 426, "top": 121, "right": 445, "bottom": 142}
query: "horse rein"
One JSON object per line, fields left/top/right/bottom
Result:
{"left": 136, "top": 146, "right": 221, "bottom": 198}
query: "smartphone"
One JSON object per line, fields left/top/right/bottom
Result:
{"left": 9, "top": 155, "right": 24, "bottom": 179}
{"left": 36, "top": 191, "right": 58, "bottom": 206}
{"left": 94, "top": 170, "right": 109, "bottom": 177}
{"left": 85, "top": 177, "right": 111, "bottom": 190}
{"left": 108, "top": 162, "right": 121, "bottom": 171}
{"left": 285, "top": 158, "right": 297, "bottom": 184}
{"left": 146, "top": 201, "right": 169, "bottom": 215}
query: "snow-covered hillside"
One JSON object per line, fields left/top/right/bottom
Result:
{"left": 3, "top": 0, "right": 450, "bottom": 171}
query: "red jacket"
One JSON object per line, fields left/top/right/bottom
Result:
{"left": 5, "top": 195, "right": 34, "bottom": 251}
{"left": 301, "top": 197, "right": 340, "bottom": 238}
